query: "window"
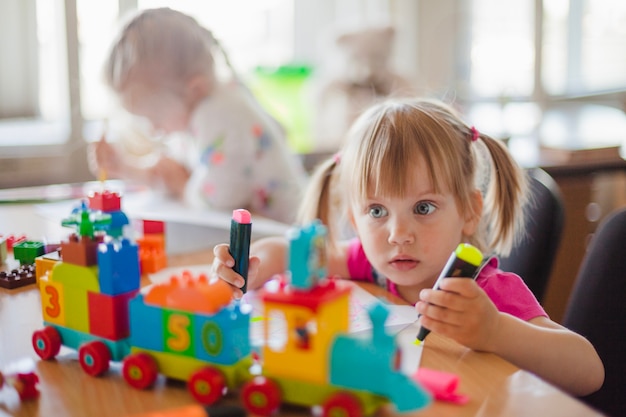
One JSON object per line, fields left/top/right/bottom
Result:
{"left": 467, "top": 0, "right": 626, "bottom": 101}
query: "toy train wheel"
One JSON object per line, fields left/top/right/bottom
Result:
{"left": 241, "top": 376, "right": 281, "bottom": 416}
{"left": 123, "top": 353, "right": 158, "bottom": 389}
{"left": 32, "top": 326, "right": 61, "bottom": 360}
{"left": 78, "top": 341, "right": 111, "bottom": 377}
{"left": 188, "top": 367, "right": 226, "bottom": 405}
{"left": 322, "top": 392, "right": 363, "bottom": 417}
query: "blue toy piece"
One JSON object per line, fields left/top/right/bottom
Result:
{"left": 330, "top": 303, "right": 431, "bottom": 412}
{"left": 97, "top": 239, "right": 140, "bottom": 296}
{"left": 286, "top": 220, "right": 328, "bottom": 289}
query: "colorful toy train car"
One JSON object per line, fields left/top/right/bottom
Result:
{"left": 122, "top": 272, "right": 253, "bottom": 404}
{"left": 31, "top": 196, "right": 430, "bottom": 416}
{"left": 242, "top": 221, "right": 430, "bottom": 416}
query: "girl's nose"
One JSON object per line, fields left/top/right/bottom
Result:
{"left": 388, "top": 221, "right": 415, "bottom": 245}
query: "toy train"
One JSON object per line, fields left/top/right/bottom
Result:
{"left": 31, "top": 192, "right": 431, "bottom": 416}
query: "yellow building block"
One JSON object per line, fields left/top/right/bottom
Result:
{"left": 40, "top": 278, "right": 66, "bottom": 326}
{"left": 35, "top": 254, "right": 60, "bottom": 284}
{"left": 51, "top": 262, "right": 100, "bottom": 292}
{"left": 63, "top": 285, "right": 90, "bottom": 333}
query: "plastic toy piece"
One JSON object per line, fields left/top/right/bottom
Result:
{"left": 286, "top": 220, "right": 327, "bottom": 289}
{"left": 412, "top": 368, "right": 469, "bottom": 405}
{"left": 137, "top": 234, "right": 167, "bottom": 274}
{"left": 97, "top": 239, "right": 140, "bottom": 296}
{"left": 0, "top": 264, "right": 36, "bottom": 289}
{"left": 141, "top": 220, "right": 165, "bottom": 235}
{"left": 35, "top": 251, "right": 61, "bottom": 283}
{"left": 13, "top": 240, "right": 46, "bottom": 266}
{"left": 88, "top": 190, "right": 121, "bottom": 212}
{"left": 0, "top": 234, "right": 27, "bottom": 252}
{"left": 62, "top": 203, "right": 111, "bottom": 239}
{"left": 0, "top": 371, "right": 40, "bottom": 401}
{"left": 60, "top": 234, "right": 104, "bottom": 267}
{"left": 229, "top": 209, "right": 252, "bottom": 293}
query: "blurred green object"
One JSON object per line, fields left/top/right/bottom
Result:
{"left": 251, "top": 64, "right": 313, "bottom": 153}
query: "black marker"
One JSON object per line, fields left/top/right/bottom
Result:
{"left": 229, "top": 209, "right": 252, "bottom": 293}
{"left": 416, "top": 243, "right": 484, "bottom": 343}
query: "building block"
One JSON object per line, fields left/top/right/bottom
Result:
{"left": 60, "top": 234, "right": 103, "bottom": 267}
{"left": 137, "top": 234, "right": 167, "bottom": 274}
{"left": 88, "top": 190, "right": 121, "bottom": 212}
{"left": 88, "top": 290, "right": 138, "bottom": 340}
{"left": 39, "top": 279, "right": 66, "bottom": 326}
{"left": 0, "top": 234, "right": 27, "bottom": 252}
{"left": 13, "top": 240, "right": 46, "bottom": 266}
{"left": 51, "top": 262, "right": 100, "bottom": 292}
{"left": 0, "top": 264, "right": 37, "bottom": 289}
{"left": 193, "top": 304, "right": 251, "bottom": 365}
{"left": 163, "top": 309, "right": 195, "bottom": 358}
{"left": 62, "top": 203, "right": 111, "bottom": 239}
{"left": 35, "top": 251, "right": 61, "bottom": 283}
{"left": 97, "top": 239, "right": 141, "bottom": 296}
{"left": 287, "top": 220, "right": 327, "bottom": 289}
{"left": 62, "top": 285, "right": 90, "bottom": 333}
{"left": 106, "top": 210, "right": 130, "bottom": 238}
{"left": 141, "top": 220, "right": 165, "bottom": 235}
{"left": 129, "top": 295, "right": 165, "bottom": 352}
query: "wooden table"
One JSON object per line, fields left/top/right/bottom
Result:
{"left": 0, "top": 202, "right": 602, "bottom": 417}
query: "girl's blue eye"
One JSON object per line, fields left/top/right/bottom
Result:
{"left": 414, "top": 202, "right": 436, "bottom": 215}
{"left": 368, "top": 205, "right": 388, "bottom": 218}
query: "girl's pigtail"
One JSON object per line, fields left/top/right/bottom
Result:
{"left": 296, "top": 156, "right": 341, "bottom": 246}
{"left": 478, "top": 134, "right": 528, "bottom": 256}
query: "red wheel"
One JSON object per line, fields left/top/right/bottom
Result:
{"left": 322, "top": 392, "right": 363, "bottom": 417}
{"left": 32, "top": 326, "right": 61, "bottom": 360}
{"left": 78, "top": 341, "right": 110, "bottom": 377}
{"left": 123, "top": 353, "right": 158, "bottom": 389}
{"left": 241, "top": 376, "right": 282, "bottom": 416}
{"left": 188, "top": 367, "right": 226, "bottom": 405}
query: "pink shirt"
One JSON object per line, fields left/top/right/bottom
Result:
{"left": 346, "top": 239, "right": 547, "bottom": 321}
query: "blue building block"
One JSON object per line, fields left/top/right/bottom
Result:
{"left": 97, "top": 238, "right": 140, "bottom": 296}
{"left": 129, "top": 295, "right": 164, "bottom": 352}
{"left": 105, "top": 210, "right": 130, "bottom": 238}
{"left": 193, "top": 304, "right": 251, "bottom": 365}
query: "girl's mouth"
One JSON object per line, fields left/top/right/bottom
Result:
{"left": 389, "top": 258, "right": 419, "bottom": 271}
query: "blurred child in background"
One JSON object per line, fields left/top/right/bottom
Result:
{"left": 89, "top": 7, "right": 306, "bottom": 223}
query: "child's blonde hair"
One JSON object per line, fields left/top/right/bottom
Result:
{"left": 104, "top": 8, "right": 217, "bottom": 93}
{"left": 298, "top": 98, "right": 528, "bottom": 256}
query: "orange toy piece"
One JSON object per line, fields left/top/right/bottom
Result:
{"left": 144, "top": 271, "right": 233, "bottom": 314}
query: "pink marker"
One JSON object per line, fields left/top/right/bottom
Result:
{"left": 229, "top": 209, "right": 252, "bottom": 293}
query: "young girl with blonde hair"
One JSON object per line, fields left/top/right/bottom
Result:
{"left": 90, "top": 8, "right": 306, "bottom": 223}
{"left": 212, "top": 98, "right": 603, "bottom": 397}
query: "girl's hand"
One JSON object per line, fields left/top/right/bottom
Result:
{"left": 88, "top": 136, "right": 122, "bottom": 178}
{"left": 415, "top": 278, "right": 501, "bottom": 351}
{"left": 211, "top": 243, "right": 260, "bottom": 299}
{"left": 151, "top": 156, "right": 190, "bottom": 199}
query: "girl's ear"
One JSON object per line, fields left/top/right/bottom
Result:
{"left": 462, "top": 189, "right": 483, "bottom": 236}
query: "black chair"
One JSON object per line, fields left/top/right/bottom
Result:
{"left": 499, "top": 168, "right": 565, "bottom": 302}
{"left": 562, "top": 207, "right": 626, "bottom": 417}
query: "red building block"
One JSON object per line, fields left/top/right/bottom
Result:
{"left": 88, "top": 289, "right": 138, "bottom": 340}
{"left": 88, "top": 190, "right": 121, "bottom": 212}
{"left": 141, "top": 220, "right": 165, "bottom": 235}
{"left": 0, "top": 234, "right": 27, "bottom": 252}
{"left": 60, "top": 234, "right": 103, "bottom": 267}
